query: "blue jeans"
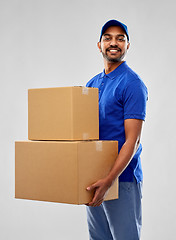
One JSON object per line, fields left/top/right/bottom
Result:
{"left": 86, "top": 179, "right": 143, "bottom": 240}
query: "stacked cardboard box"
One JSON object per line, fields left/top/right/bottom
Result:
{"left": 15, "top": 86, "right": 119, "bottom": 204}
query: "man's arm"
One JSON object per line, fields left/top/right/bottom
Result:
{"left": 86, "top": 119, "right": 143, "bottom": 207}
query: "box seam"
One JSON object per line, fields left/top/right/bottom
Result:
{"left": 77, "top": 142, "right": 79, "bottom": 204}
{"left": 71, "top": 88, "right": 74, "bottom": 140}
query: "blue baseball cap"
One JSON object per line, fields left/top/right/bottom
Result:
{"left": 99, "top": 19, "right": 129, "bottom": 42}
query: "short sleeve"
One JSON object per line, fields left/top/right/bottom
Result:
{"left": 86, "top": 73, "right": 101, "bottom": 88}
{"left": 123, "top": 80, "right": 148, "bottom": 120}
{"left": 86, "top": 79, "right": 92, "bottom": 87}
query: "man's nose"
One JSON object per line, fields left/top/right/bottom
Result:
{"left": 110, "top": 38, "right": 118, "bottom": 47}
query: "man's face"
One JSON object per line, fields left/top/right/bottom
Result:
{"left": 98, "top": 26, "right": 130, "bottom": 63}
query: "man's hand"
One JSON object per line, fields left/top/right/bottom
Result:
{"left": 86, "top": 178, "right": 112, "bottom": 207}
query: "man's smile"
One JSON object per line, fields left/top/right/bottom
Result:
{"left": 106, "top": 48, "right": 121, "bottom": 54}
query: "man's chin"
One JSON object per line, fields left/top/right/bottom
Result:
{"left": 106, "top": 56, "right": 122, "bottom": 63}
{"left": 102, "top": 53, "right": 124, "bottom": 63}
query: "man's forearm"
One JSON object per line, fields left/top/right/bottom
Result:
{"left": 105, "top": 138, "right": 140, "bottom": 186}
{"left": 87, "top": 119, "right": 143, "bottom": 206}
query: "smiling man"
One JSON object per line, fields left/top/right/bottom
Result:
{"left": 86, "top": 20, "right": 148, "bottom": 240}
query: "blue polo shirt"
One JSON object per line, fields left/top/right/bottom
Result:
{"left": 86, "top": 61, "right": 148, "bottom": 182}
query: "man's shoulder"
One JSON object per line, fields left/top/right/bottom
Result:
{"left": 124, "top": 64, "right": 141, "bottom": 81}
{"left": 122, "top": 64, "right": 147, "bottom": 89}
{"left": 86, "top": 72, "right": 102, "bottom": 87}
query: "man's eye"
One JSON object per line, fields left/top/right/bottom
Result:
{"left": 104, "top": 37, "right": 111, "bottom": 41}
{"left": 118, "top": 38, "right": 125, "bottom": 42}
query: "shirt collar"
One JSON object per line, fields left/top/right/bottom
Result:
{"left": 100, "top": 61, "right": 127, "bottom": 79}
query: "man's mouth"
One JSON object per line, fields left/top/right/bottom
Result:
{"left": 107, "top": 48, "right": 121, "bottom": 53}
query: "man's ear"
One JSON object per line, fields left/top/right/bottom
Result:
{"left": 97, "top": 42, "right": 101, "bottom": 52}
{"left": 127, "top": 42, "right": 130, "bottom": 50}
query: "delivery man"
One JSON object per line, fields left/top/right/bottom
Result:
{"left": 86, "top": 19, "right": 148, "bottom": 240}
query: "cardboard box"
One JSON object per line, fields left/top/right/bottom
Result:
{"left": 28, "top": 86, "right": 99, "bottom": 140}
{"left": 15, "top": 140, "right": 118, "bottom": 205}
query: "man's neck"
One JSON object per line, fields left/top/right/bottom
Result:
{"left": 104, "top": 61, "right": 124, "bottom": 75}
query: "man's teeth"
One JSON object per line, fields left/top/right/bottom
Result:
{"left": 109, "top": 49, "right": 118, "bottom": 52}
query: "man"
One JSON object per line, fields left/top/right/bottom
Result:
{"left": 86, "top": 19, "right": 148, "bottom": 240}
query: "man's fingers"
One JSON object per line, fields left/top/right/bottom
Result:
{"left": 88, "top": 190, "right": 103, "bottom": 206}
{"left": 94, "top": 199, "right": 103, "bottom": 207}
{"left": 87, "top": 197, "right": 97, "bottom": 206}
{"left": 88, "top": 198, "right": 103, "bottom": 207}
{"left": 86, "top": 179, "right": 107, "bottom": 206}
{"left": 86, "top": 182, "right": 98, "bottom": 191}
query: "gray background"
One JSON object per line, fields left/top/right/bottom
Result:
{"left": 0, "top": 0, "right": 175, "bottom": 239}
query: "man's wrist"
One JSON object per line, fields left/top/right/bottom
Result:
{"left": 105, "top": 174, "right": 116, "bottom": 188}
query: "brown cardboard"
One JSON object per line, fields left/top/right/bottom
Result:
{"left": 28, "top": 87, "right": 99, "bottom": 140}
{"left": 15, "top": 140, "right": 118, "bottom": 205}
